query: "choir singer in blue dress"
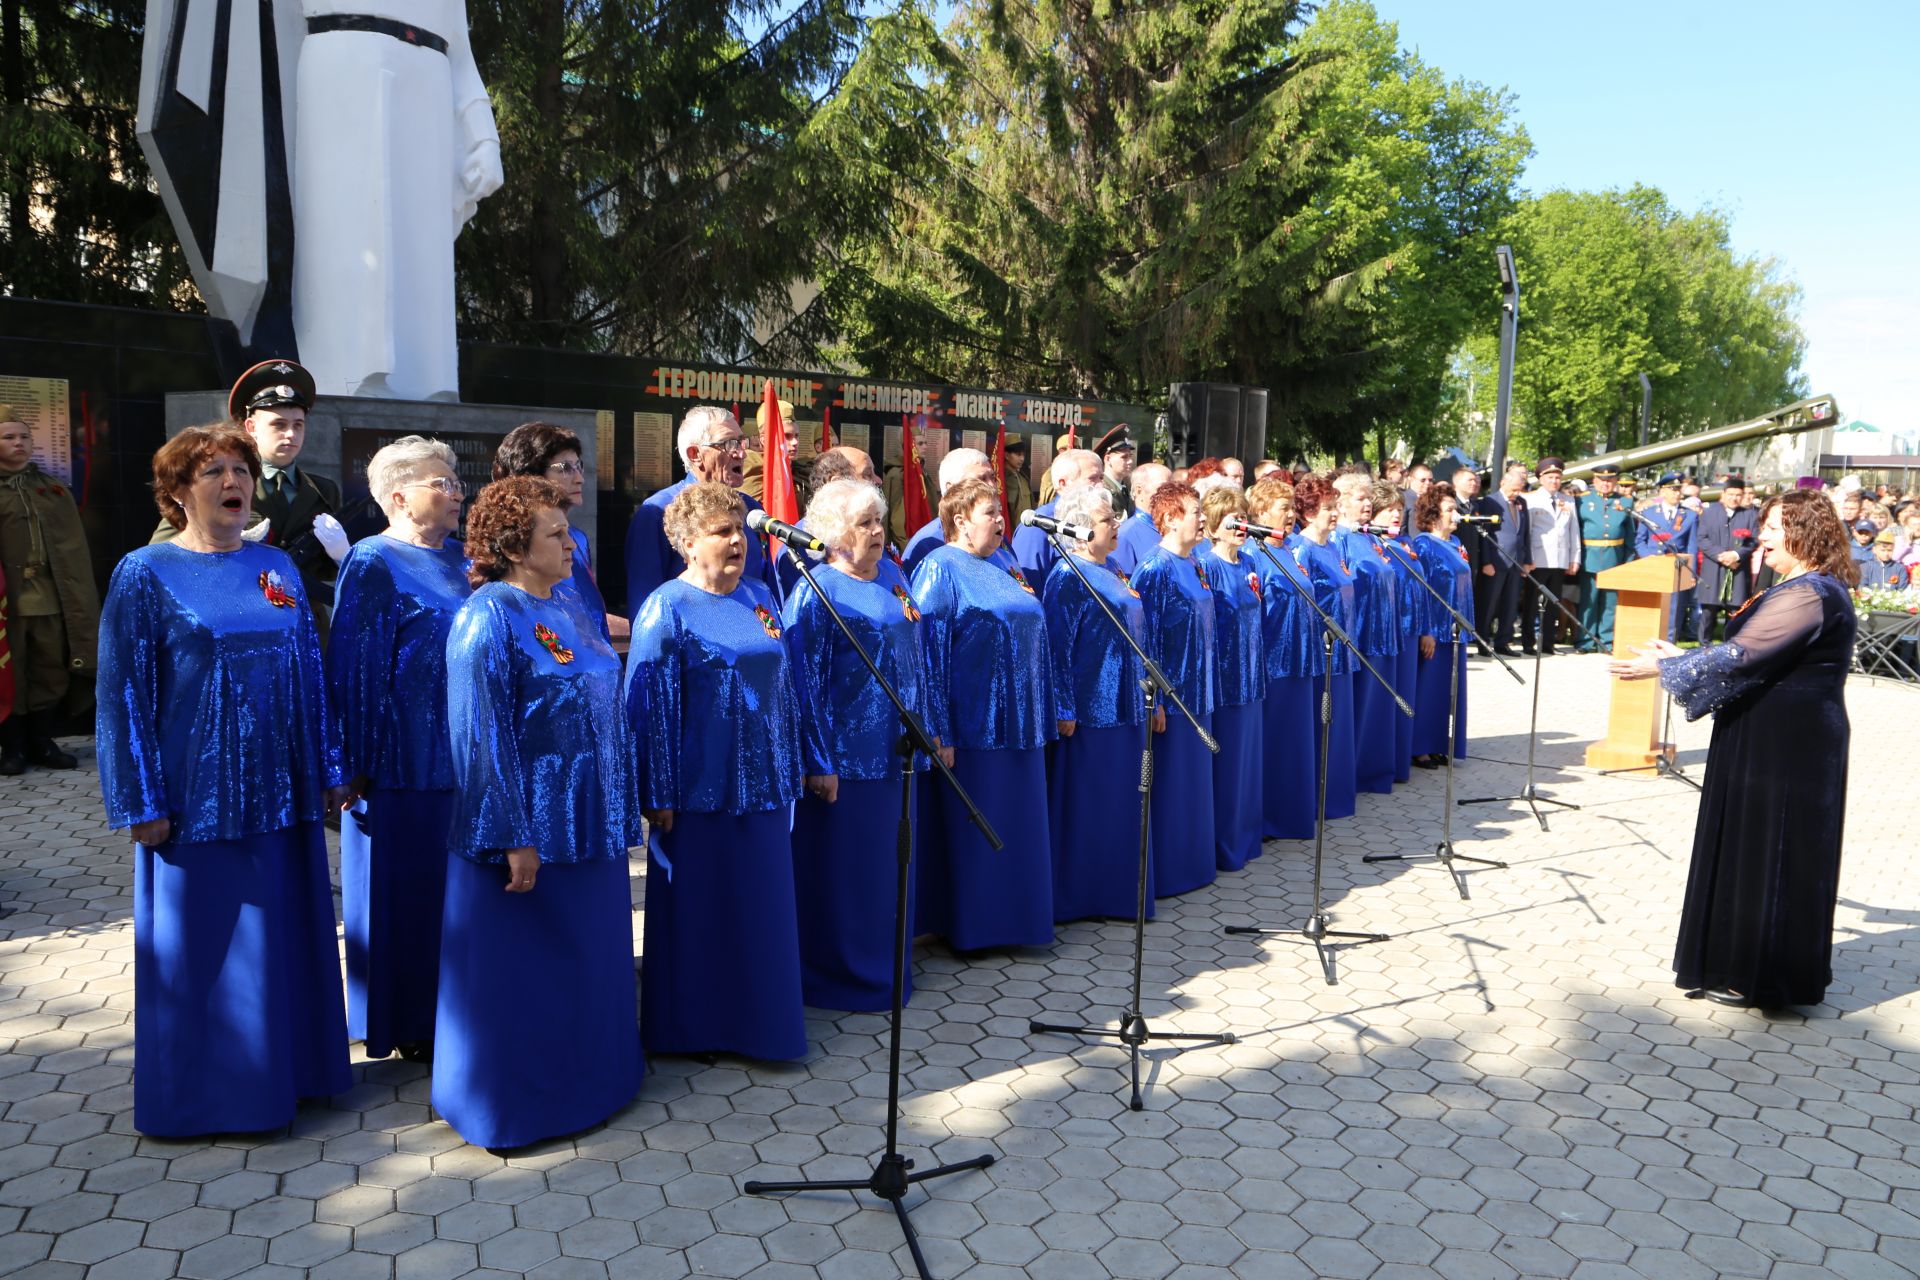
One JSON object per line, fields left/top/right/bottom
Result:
{"left": 1246, "top": 475, "right": 1316, "bottom": 839}
{"left": 97, "top": 425, "right": 351, "bottom": 1136}
{"left": 327, "top": 436, "right": 471, "bottom": 1063}
{"left": 1373, "top": 484, "right": 1422, "bottom": 785}
{"left": 1287, "top": 475, "right": 1359, "bottom": 820}
{"left": 911, "top": 477, "right": 1058, "bottom": 949}
{"left": 782, "top": 478, "right": 937, "bottom": 1010}
{"left": 1042, "top": 482, "right": 1158, "bottom": 922}
{"left": 1132, "top": 482, "right": 1218, "bottom": 897}
{"left": 1411, "top": 483, "right": 1472, "bottom": 766}
{"left": 1196, "top": 486, "right": 1265, "bottom": 872}
{"left": 628, "top": 481, "right": 809, "bottom": 1058}
{"left": 437, "top": 477, "right": 644, "bottom": 1148}
{"left": 1333, "top": 473, "right": 1401, "bottom": 795}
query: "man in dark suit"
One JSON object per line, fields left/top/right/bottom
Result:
{"left": 1693, "top": 474, "right": 1758, "bottom": 644}
{"left": 151, "top": 360, "right": 343, "bottom": 642}
{"left": 1451, "top": 466, "right": 1495, "bottom": 654}
{"left": 1476, "top": 460, "right": 1532, "bottom": 655}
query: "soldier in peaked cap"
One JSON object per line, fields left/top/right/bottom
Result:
{"left": 151, "top": 359, "right": 346, "bottom": 644}
{"left": 1094, "top": 424, "right": 1136, "bottom": 516}
{"left": 1575, "top": 463, "right": 1635, "bottom": 652}
{"left": 1634, "top": 471, "right": 1698, "bottom": 642}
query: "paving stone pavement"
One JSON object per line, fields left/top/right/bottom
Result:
{"left": 5, "top": 654, "right": 1920, "bottom": 1280}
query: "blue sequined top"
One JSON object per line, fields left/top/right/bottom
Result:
{"left": 1413, "top": 533, "right": 1474, "bottom": 640}
{"left": 563, "top": 528, "right": 614, "bottom": 645}
{"left": 1042, "top": 554, "right": 1148, "bottom": 729}
{"left": 1110, "top": 513, "right": 1163, "bottom": 577}
{"left": 626, "top": 577, "right": 805, "bottom": 814}
{"left": 1380, "top": 535, "right": 1427, "bottom": 640}
{"left": 97, "top": 542, "right": 344, "bottom": 843}
{"left": 911, "top": 542, "right": 1059, "bottom": 750}
{"left": 1287, "top": 533, "right": 1358, "bottom": 675}
{"left": 1132, "top": 546, "right": 1217, "bottom": 715}
{"left": 1249, "top": 538, "right": 1315, "bottom": 680}
{"left": 1197, "top": 546, "right": 1267, "bottom": 706}
{"left": 327, "top": 536, "right": 472, "bottom": 791}
{"left": 781, "top": 566, "right": 930, "bottom": 780}
{"left": 625, "top": 477, "right": 773, "bottom": 617}
{"left": 901, "top": 517, "right": 1018, "bottom": 579}
{"left": 1334, "top": 526, "right": 1401, "bottom": 658}
{"left": 445, "top": 581, "right": 642, "bottom": 864}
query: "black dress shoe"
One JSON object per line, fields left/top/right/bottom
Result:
{"left": 26, "top": 739, "right": 78, "bottom": 770}
{"left": 1412, "top": 755, "right": 1441, "bottom": 770}
{"left": 0, "top": 746, "right": 25, "bottom": 777}
{"left": 1494, "top": 646, "right": 1520, "bottom": 657}
{"left": 1703, "top": 987, "right": 1752, "bottom": 1007}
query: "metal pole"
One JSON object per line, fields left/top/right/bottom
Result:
{"left": 1638, "top": 373, "right": 1653, "bottom": 447}
{"left": 1490, "top": 246, "right": 1518, "bottom": 481}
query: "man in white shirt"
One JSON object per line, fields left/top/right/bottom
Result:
{"left": 1523, "top": 457, "right": 1580, "bottom": 655}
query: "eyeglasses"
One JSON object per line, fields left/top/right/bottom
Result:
{"left": 405, "top": 477, "right": 468, "bottom": 498}
{"left": 700, "top": 436, "right": 747, "bottom": 456}
{"left": 545, "top": 460, "right": 585, "bottom": 477}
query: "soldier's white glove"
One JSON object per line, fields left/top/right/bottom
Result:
{"left": 240, "top": 519, "right": 272, "bottom": 544}
{"left": 312, "top": 513, "right": 351, "bottom": 564}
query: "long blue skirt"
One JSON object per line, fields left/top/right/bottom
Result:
{"left": 1049, "top": 723, "right": 1152, "bottom": 923}
{"left": 1309, "top": 671, "right": 1357, "bottom": 821}
{"left": 342, "top": 790, "right": 453, "bottom": 1057}
{"left": 793, "top": 777, "right": 913, "bottom": 1011}
{"left": 1262, "top": 676, "right": 1317, "bottom": 840}
{"left": 1152, "top": 712, "right": 1217, "bottom": 898}
{"left": 1352, "top": 664, "right": 1399, "bottom": 795}
{"left": 1392, "top": 643, "right": 1419, "bottom": 784}
{"left": 643, "top": 808, "right": 807, "bottom": 1059}
{"left": 917, "top": 746, "right": 1054, "bottom": 949}
{"left": 1413, "top": 640, "right": 1470, "bottom": 758}
{"left": 1211, "top": 702, "right": 1264, "bottom": 872}
{"left": 434, "top": 854, "right": 642, "bottom": 1149}
{"left": 133, "top": 823, "right": 350, "bottom": 1137}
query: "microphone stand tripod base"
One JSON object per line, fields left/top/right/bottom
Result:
{"left": 1225, "top": 914, "right": 1391, "bottom": 988}
{"left": 1456, "top": 783, "right": 1579, "bottom": 833}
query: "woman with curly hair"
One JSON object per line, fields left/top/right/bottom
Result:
{"left": 96, "top": 425, "right": 351, "bottom": 1135}
{"left": 1410, "top": 482, "right": 1472, "bottom": 767}
{"left": 1372, "top": 483, "right": 1422, "bottom": 784}
{"left": 627, "top": 481, "right": 809, "bottom": 1056}
{"left": 1196, "top": 485, "right": 1265, "bottom": 871}
{"left": 1332, "top": 472, "right": 1401, "bottom": 795}
{"left": 436, "top": 476, "right": 644, "bottom": 1147}
{"left": 1612, "top": 490, "right": 1859, "bottom": 1009}
{"left": 1246, "top": 475, "right": 1315, "bottom": 839}
{"left": 1286, "top": 474, "right": 1359, "bottom": 817}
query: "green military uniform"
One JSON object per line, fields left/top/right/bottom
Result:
{"left": 1575, "top": 476, "right": 1635, "bottom": 652}
{"left": 0, "top": 461, "right": 101, "bottom": 767}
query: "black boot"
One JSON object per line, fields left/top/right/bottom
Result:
{"left": 0, "top": 717, "right": 25, "bottom": 776}
{"left": 24, "top": 713, "right": 78, "bottom": 770}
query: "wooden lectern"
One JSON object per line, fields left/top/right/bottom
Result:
{"left": 1584, "top": 555, "right": 1696, "bottom": 770}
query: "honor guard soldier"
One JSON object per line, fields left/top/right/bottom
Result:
{"left": 151, "top": 360, "right": 346, "bottom": 644}
{"left": 1634, "top": 471, "right": 1697, "bottom": 641}
{"left": 0, "top": 405, "right": 101, "bottom": 774}
{"left": 1575, "top": 463, "right": 1634, "bottom": 652}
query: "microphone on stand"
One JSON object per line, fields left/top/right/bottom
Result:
{"left": 1226, "top": 515, "right": 1288, "bottom": 539}
{"left": 746, "top": 509, "right": 827, "bottom": 553}
{"left": 1457, "top": 513, "right": 1502, "bottom": 525}
{"left": 1019, "top": 509, "right": 1094, "bottom": 541}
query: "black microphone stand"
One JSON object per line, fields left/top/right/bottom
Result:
{"left": 1223, "top": 526, "right": 1411, "bottom": 985}
{"left": 1363, "top": 532, "right": 1524, "bottom": 896}
{"left": 743, "top": 541, "right": 1003, "bottom": 1280}
{"left": 1025, "top": 529, "right": 1235, "bottom": 1111}
{"left": 1597, "top": 508, "right": 1701, "bottom": 791}
{"left": 1455, "top": 506, "right": 1597, "bottom": 830}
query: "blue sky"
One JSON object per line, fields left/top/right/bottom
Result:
{"left": 1384, "top": 0, "right": 1920, "bottom": 432}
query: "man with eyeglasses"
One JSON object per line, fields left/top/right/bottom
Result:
{"left": 625, "top": 405, "right": 776, "bottom": 614}
{"left": 150, "top": 359, "right": 347, "bottom": 643}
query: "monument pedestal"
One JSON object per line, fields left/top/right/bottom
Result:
{"left": 1584, "top": 556, "right": 1696, "bottom": 770}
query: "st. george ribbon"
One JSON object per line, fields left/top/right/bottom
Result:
{"left": 1018, "top": 509, "right": 1094, "bottom": 542}
{"left": 746, "top": 508, "right": 827, "bottom": 553}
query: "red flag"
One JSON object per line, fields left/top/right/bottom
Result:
{"left": 819, "top": 403, "right": 833, "bottom": 458}
{"left": 760, "top": 380, "right": 800, "bottom": 524}
{"left": 901, "top": 413, "right": 932, "bottom": 533}
{"left": 993, "top": 418, "right": 1014, "bottom": 532}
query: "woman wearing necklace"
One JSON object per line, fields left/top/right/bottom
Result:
{"left": 628, "top": 481, "right": 808, "bottom": 1058}
{"left": 1131, "top": 481, "right": 1219, "bottom": 897}
{"left": 911, "top": 477, "right": 1058, "bottom": 948}
{"left": 1612, "top": 490, "right": 1859, "bottom": 1010}
{"left": 437, "top": 477, "right": 644, "bottom": 1147}
{"left": 1286, "top": 475, "right": 1360, "bottom": 816}
{"left": 781, "top": 479, "right": 937, "bottom": 1009}
{"left": 1410, "top": 483, "right": 1473, "bottom": 768}
{"left": 326, "top": 436, "right": 471, "bottom": 1064}
{"left": 96, "top": 425, "right": 352, "bottom": 1135}
{"left": 1042, "top": 482, "right": 1157, "bottom": 922}
{"left": 1196, "top": 485, "right": 1266, "bottom": 873}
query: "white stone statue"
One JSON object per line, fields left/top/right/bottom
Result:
{"left": 137, "top": 0, "right": 504, "bottom": 402}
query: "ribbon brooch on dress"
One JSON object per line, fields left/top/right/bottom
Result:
{"left": 753, "top": 604, "right": 783, "bottom": 639}
{"left": 533, "top": 622, "right": 575, "bottom": 664}
{"left": 1008, "top": 567, "right": 1035, "bottom": 595}
{"left": 258, "top": 570, "right": 297, "bottom": 608}
{"left": 891, "top": 585, "right": 922, "bottom": 622}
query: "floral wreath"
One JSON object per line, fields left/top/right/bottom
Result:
{"left": 533, "top": 622, "right": 575, "bottom": 664}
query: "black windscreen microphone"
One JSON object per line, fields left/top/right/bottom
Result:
{"left": 746, "top": 509, "right": 827, "bottom": 552}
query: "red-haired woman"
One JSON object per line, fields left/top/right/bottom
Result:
{"left": 1286, "top": 474, "right": 1359, "bottom": 818}
{"left": 1131, "top": 481, "right": 1218, "bottom": 897}
{"left": 1612, "top": 490, "right": 1859, "bottom": 1009}
{"left": 1410, "top": 483, "right": 1471, "bottom": 766}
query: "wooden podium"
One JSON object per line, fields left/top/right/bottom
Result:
{"left": 1584, "top": 555, "right": 1696, "bottom": 770}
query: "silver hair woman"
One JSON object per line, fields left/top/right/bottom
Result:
{"left": 367, "top": 435, "right": 462, "bottom": 523}
{"left": 1054, "top": 481, "right": 1116, "bottom": 553}
{"left": 808, "top": 478, "right": 888, "bottom": 565}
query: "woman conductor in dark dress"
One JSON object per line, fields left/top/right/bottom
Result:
{"left": 1611, "top": 490, "right": 1858, "bottom": 1009}
{"left": 96, "top": 425, "right": 352, "bottom": 1135}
